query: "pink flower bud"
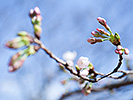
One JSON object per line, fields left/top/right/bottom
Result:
{"left": 124, "top": 48, "right": 129, "bottom": 55}
{"left": 8, "top": 53, "right": 28, "bottom": 72}
{"left": 87, "top": 37, "right": 96, "bottom": 44}
{"left": 29, "top": 9, "right": 34, "bottom": 18}
{"left": 91, "top": 31, "right": 100, "bottom": 37}
{"left": 77, "top": 56, "right": 90, "bottom": 69}
{"left": 118, "top": 50, "right": 123, "bottom": 55}
{"left": 97, "top": 17, "right": 110, "bottom": 31}
{"left": 91, "top": 31, "right": 98, "bottom": 35}
{"left": 34, "top": 7, "right": 41, "bottom": 15}
{"left": 96, "top": 28, "right": 110, "bottom": 36}
{"left": 97, "top": 17, "right": 106, "bottom": 26}
{"left": 115, "top": 49, "right": 119, "bottom": 54}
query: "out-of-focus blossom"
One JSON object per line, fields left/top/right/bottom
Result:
{"left": 77, "top": 56, "right": 90, "bottom": 69}
{"left": 32, "top": 16, "right": 42, "bottom": 25}
{"left": 61, "top": 80, "right": 67, "bottom": 85}
{"left": 8, "top": 53, "right": 28, "bottom": 72}
{"left": 82, "top": 83, "right": 92, "bottom": 96}
{"left": 34, "top": 25, "right": 42, "bottom": 39}
{"left": 8, "top": 45, "right": 40, "bottom": 72}
{"left": 29, "top": 7, "right": 42, "bottom": 40}
{"left": 29, "top": 7, "right": 41, "bottom": 18}
{"left": 62, "top": 51, "right": 77, "bottom": 61}
{"left": 17, "top": 31, "right": 29, "bottom": 36}
{"left": 5, "top": 32, "right": 33, "bottom": 49}
{"left": 34, "top": 7, "right": 41, "bottom": 15}
{"left": 5, "top": 36, "right": 33, "bottom": 49}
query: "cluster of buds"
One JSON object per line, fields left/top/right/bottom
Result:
{"left": 82, "top": 82, "right": 92, "bottom": 96}
{"left": 115, "top": 45, "right": 129, "bottom": 55}
{"left": 5, "top": 31, "right": 33, "bottom": 49}
{"left": 88, "top": 17, "right": 129, "bottom": 55}
{"left": 6, "top": 7, "right": 43, "bottom": 72}
{"left": 87, "top": 17, "right": 121, "bottom": 46}
{"left": 76, "top": 56, "right": 94, "bottom": 77}
{"left": 8, "top": 45, "right": 40, "bottom": 72}
{"left": 29, "top": 7, "right": 42, "bottom": 39}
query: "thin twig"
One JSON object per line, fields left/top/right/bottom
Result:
{"left": 59, "top": 79, "right": 133, "bottom": 100}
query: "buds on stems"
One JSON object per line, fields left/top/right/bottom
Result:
{"left": 87, "top": 17, "right": 129, "bottom": 55}
{"left": 8, "top": 45, "right": 40, "bottom": 72}
{"left": 97, "top": 17, "right": 110, "bottom": 31}
{"left": 5, "top": 32, "right": 34, "bottom": 49}
{"left": 115, "top": 45, "right": 129, "bottom": 55}
{"left": 29, "top": 7, "right": 42, "bottom": 39}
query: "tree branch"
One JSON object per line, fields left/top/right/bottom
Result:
{"left": 34, "top": 38, "right": 132, "bottom": 83}
{"left": 59, "top": 79, "right": 133, "bottom": 100}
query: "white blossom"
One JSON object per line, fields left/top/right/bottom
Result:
{"left": 62, "top": 51, "right": 77, "bottom": 61}
{"left": 77, "top": 56, "right": 90, "bottom": 69}
{"left": 80, "top": 69, "right": 89, "bottom": 77}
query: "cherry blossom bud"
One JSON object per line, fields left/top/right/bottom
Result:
{"left": 8, "top": 53, "right": 28, "bottom": 72}
{"left": 96, "top": 28, "right": 110, "bottom": 36}
{"left": 82, "top": 83, "right": 92, "bottom": 95}
{"left": 77, "top": 56, "right": 90, "bottom": 69}
{"left": 29, "top": 9, "right": 34, "bottom": 18}
{"left": 75, "top": 65, "right": 80, "bottom": 71}
{"left": 32, "top": 16, "right": 42, "bottom": 25}
{"left": 29, "top": 7, "right": 41, "bottom": 18}
{"left": 5, "top": 36, "right": 33, "bottom": 49}
{"left": 86, "top": 83, "right": 92, "bottom": 94}
{"left": 91, "top": 31, "right": 100, "bottom": 37}
{"left": 124, "top": 48, "right": 129, "bottom": 55}
{"left": 34, "top": 7, "right": 41, "bottom": 15}
{"left": 115, "top": 49, "right": 119, "bottom": 54}
{"left": 17, "top": 31, "right": 28, "bottom": 36}
{"left": 5, "top": 37, "right": 24, "bottom": 49}
{"left": 97, "top": 17, "right": 107, "bottom": 26}
{"left": 28, "top": 45, "right": 36, "bottom": 55}
{"left": 96, "top": 39, "right": 103, "bottom": 42}
{"left": 97, "top": 17, "right": 110, "bottom": 30}
{"left": 34, "top": 45, "right": 41, "bottom": 52}
{"left": 118, "top": 50, "right": 123, "bottom": 55}
{"left": 87, "top": 37, "right": 96, "bottom": 44}
{"left": 34, "top": 25, "right": 42, "bottom": 39}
